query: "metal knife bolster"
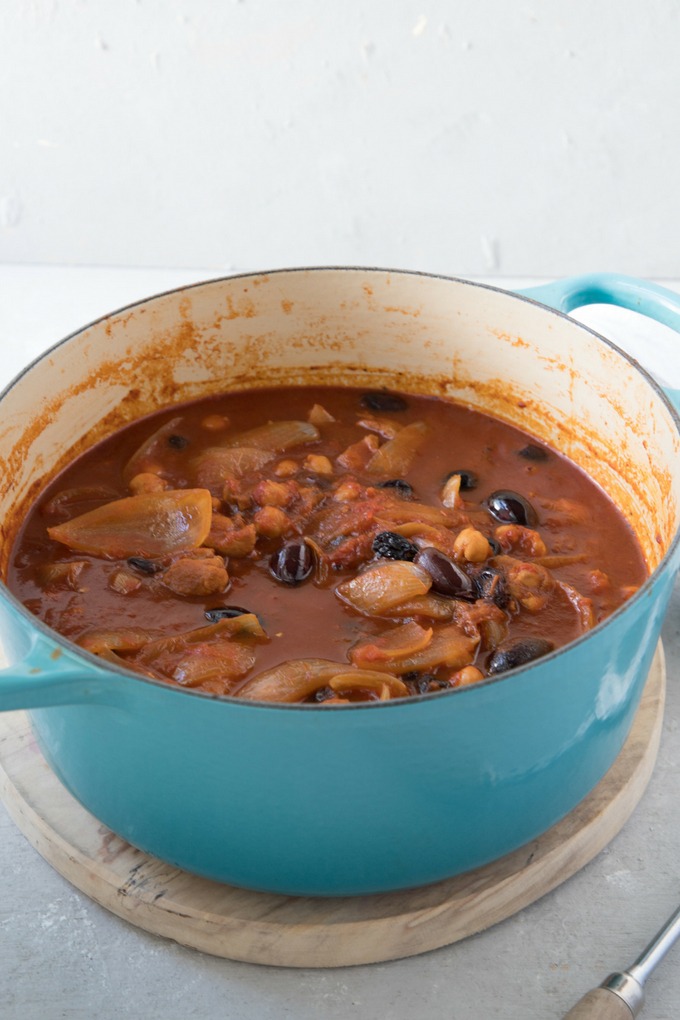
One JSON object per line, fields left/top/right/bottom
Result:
{"left": 601, "top": 972, "right": 645, "bottom": 1016}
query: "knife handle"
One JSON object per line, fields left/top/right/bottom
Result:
{"left": 562, "top": 987, "right": 635, "bottom": 1019}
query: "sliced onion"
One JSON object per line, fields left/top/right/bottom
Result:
{"left": 384, "top": 593, "right": 456, "bottom": 621}
{"left": 221, "top": 420, "right": 320, "bottom": 451}
{"left": 122, "top": 417, "right": 184, "bottom": 483}
{"left": 335, "top": 561, "right": 432, "bottom": 616}
{"left": 328, "top": 671, "right": 409, "bottom": 700}
{"left": 557, "top": 581, "right": 596, "bottom": 630}
{"left": 374, "top": 500, "right": 461, "bottom": 529}
{"left": 236, "top": 658, "right": 407, "bottom": 703}
{"left": 308, "top": 403, "right": 336, "bottom": 425}
{"left": 393, "top": 623, "right": 479, "bottom": 672}
{"left": 138, "top": 614, "right": 265, "bottom": 663}
{"left": 172, "top": 643, "right": 256, "bottom": 688}
{"left": 366, "top": 421, "right": 429, "bottom": 477}
{"left": 41, "top": 486, "right": 121, "bottom": 519}
{"left": 236, "top": 658, "right": 348, "bottom": 702}
{"left": 349, "top": 622, "right": 433, "bottom": 670}
{"left": 78, "top": 628, "right": 152, "bottom": 655}
{"left": 192, "top": 446, "right": 275, "bottom": 493}
{"left": 47, "top": 489, "right": 213, "bottom": 559}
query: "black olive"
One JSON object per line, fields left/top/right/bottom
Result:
{"left": 269, "top": 539, "right": 315, "bottom": 585}
{"left": 167, "top": 434, "right": 189, "bottom": 450}
{"left": 487, "top": 536, "right": 501, "bottom": 556}
{"left": 360, "top": 391, "right": 409, "bottom": 412}
{"left": 487, "top": 637, "right": 555, "bottom": 675}
{"left": 372, "top": 531, "right": 419, "bottom": 561}
{"left": 443, "top": 469, "right": 478, "bottom": 491}
{"left": 414, "top": 547, "right": 475, "bottom": 600}
{"left": 377, "top": 479, "right": 414, "bottom": 498}
{"left": 204, "top": 606, "right": 252, "bottom": 623}
{"left": 484, "top": 490, "right": 538, "bottom": 528}
{"left": 402, "top": 672, "right": 449, "bottom": 695}
{"left": 127, "top": 557, "right": 162, "bottom": 575}
{"left": 518, "top": 443, "right": 549, "bottom": 462}
{"left": 310, "top": 686, "right": 336, "bottom": 703}
{"left": 473, "top": 566, "right": 510, "bottom": 608}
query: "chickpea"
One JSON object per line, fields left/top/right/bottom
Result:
{"left": 303, "top": 454, "right": 334, "bottom": 477}
{"left": 253, "top": 506, "right": 291, "bottom": 539}
{"left": 129, "top": 472, "right": 167, "bottom": 495}
{"left": 333, "top": 479, "right": 362, "bottom": 502}
{"left": 275, "top": 459, "right": 299, "bottom": 478}
{"left": 454, "top": 527, "right": 492, "bottom": 563}
{"left": 451, "top": 665, "right": 485, "bottom": 687}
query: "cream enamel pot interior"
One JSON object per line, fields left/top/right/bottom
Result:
{"left": 0, "top": 269, "right": 678, "bottom": 897}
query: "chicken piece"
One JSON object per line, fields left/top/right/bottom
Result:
{"left": 206, "top": 513, "right": 257, "bottom": 557}
{"left": 452, "top": 599, "right": 508, "bottom": 650}
{"left": 252, "top": 479, "right": 297, "bottom": 508}
{"left": 253, "top": 505, "right": 292, "bottom": 539}
{"left": 540, "top": 497, "right": 590, "bottom": 527}
{"left": 336, "top": 434, "right": 380, "bottom": 472}
{"left": 222, "top": 477, "right": 251, "bottom": 511}
{"left": 163, "top": 555, "right": 229, "bottom": 596}
{"left": 494, "top": 524, "right": 547, "bottom": 557}
{"left": 128, "top": 472, "right": 168, "bottom": 495}
{"left": 357, "top": 414, "right": 403, "bottom": 440}
{"left": 333, "top": 478, "right": 363, "bottom": 502}
{"left": 497, "top": 555, "right": 555, "bottom": 613}
{"left": 327, "top": 532, "right": 375, "bottom": 569}
{"left": 39, "top": 560, "right": 89, "bottom": 592}
{"left": 587, "top": 568, "right": 611, "bottom": 594}
{"left": 108, "top": 568, "right": 143, "bottom": 595}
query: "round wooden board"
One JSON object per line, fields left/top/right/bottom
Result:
{"left": 0, "top": 645, "right": 666, "bottom": 969}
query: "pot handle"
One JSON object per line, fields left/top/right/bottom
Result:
{"left": 517, "top": 273, "right": 680, "bottom": 413}
{"left": 0, "top": 634, "right": 119, "bottom": 710}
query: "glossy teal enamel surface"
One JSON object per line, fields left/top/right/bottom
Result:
{"left": 0, "top": 562, "right": 675, "bottom": 896}
{"left": 0, "top": 271, "right": 677, "bottom": 896}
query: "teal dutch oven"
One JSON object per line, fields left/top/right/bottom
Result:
{"left": 0, "top": 270, "right": 678, "bottom": 896}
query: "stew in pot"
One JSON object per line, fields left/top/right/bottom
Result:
{"left": 7, "top": 386, "right": 648, "bottom": 703}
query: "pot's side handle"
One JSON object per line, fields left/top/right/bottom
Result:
{"left": 517, "top": 273, "right": 680, "bottom": 413}
{"left": 0, "top": 636, "right": 120, "bottom": 711}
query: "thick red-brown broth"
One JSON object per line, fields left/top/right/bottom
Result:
{"left": 7, "top": 386, "right": 648, "bottom": 703}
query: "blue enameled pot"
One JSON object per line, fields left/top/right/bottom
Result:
{"left": 0, "top": 270, "right": 677, "bottom": 896}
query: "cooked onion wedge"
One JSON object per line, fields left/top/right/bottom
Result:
{"left": 393, "top": 623, "right": 480, "bottom": 672}
{"left": 328, "top": 671, "right": 409, "bottom": 700}
{"left": 123, "top": 417, "right": 184, "bottom": 483}
{"left": 366, "top": 421, "right": 429, "bottom": 477}
{"left": 236, "top": 658, "right": 405, "bottom": 703}
{"left": 349, "top": 621, "right": 433, "bottom": 669}
{"left": 221, "top": 420, "right": 320, "bottom": 451}
{"left": 47, "top": 489, "right": 213, "bottom": 559}
{"left": 192, "top": 446, "right": 275, "bottom": 492}
{"left": 335, "top": 561, "right": 432, "bottom": 615}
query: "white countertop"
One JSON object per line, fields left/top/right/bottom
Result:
{"left": 0, "top": 266, "right": 678, "bottom": 1020}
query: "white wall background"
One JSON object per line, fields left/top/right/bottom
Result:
{"left": 1, "top": 0, "right": 679, "bottom": 277}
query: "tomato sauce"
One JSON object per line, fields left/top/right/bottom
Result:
{"left": 7, "top": 386, "right": 648, "bottom": 702}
